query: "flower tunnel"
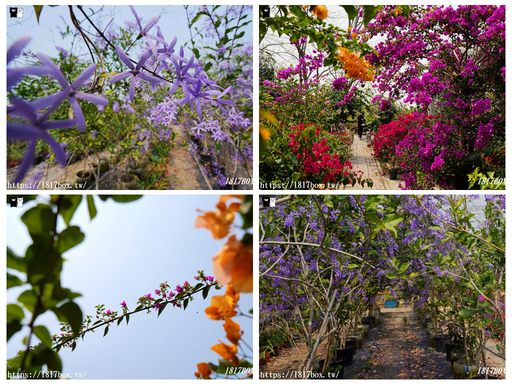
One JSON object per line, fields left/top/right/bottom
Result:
{"left": 259, "top": 195, "right": 505, "bottom": 379}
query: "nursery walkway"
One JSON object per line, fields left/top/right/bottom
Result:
{"left": 261, "top": 306, "right": 507, "bottom": 379}
{"left": 344, "top": 307, "right": 453, "bottom": 379}
{"left": 344, "top": 134, "right": 401, "bottom": 190}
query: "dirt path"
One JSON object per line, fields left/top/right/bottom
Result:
{"left": 261, "top": 306, "right": 486, "bottom": 379}
{"left": 344, "top": 308, "right": 453, "bottom": 379}
{"left": 166, "top": 125, "right": 211, "bottom": 190}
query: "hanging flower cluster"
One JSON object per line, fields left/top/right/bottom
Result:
{"left": 194, "top": 195, "right": 253, "bottom": 379}
{"left": 312, "top": 5, "right": 328, "bottom": 20}
{"left": 335, "top": 46, "right": 374, "bottom": 81}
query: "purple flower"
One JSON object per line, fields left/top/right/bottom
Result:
{"left": 146, "top": 293, "right": 152, "bottom": 300}
{"left": 175, "top": 285, "right": 184, "bottom": 293}
{"left": 7, "top": 37, "right": 51, "bottom": 90}
{"left": 106, "top": 309, "right": 111, "bottom": 315}
{"left": 55, "top": 45, "right": 69, "bottom": 58}
{"left": 155, "top": 289, "right": 160, "bottom": 296}
{"left": 124, "top": 6, "right": 165, "bottom": 56}
{"left": 110, "top": 47, "right": 162, "bottom": 103}
{"left": 156, "top": 35, "right": 186, "bottom": 71}
{"left": 211, "top": 86, "right": 236, "bottom": 114}
{"left": 33, "top": 54, "right": 108, "bottom": 131}
{"left": 113, "top": 101, "right": 119, "bottom": 112}
{"left": 91, "top": 130, "right": 98, "bottom": 138}
{"left": 154, "top": 303, "right": 162, "bottom": 311}
{"left": 120, "top": 301, "right": 127, "bottom": 307}
{"left": 208, "top": 276, "right": 214, "bottom": 282}
{"left": 169, "top": 55, "right": 200, "bottom": 97}
{"left": 7, "top": 98, "right": 77, "bottom": 183}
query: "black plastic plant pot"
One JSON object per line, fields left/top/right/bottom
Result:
{"left": 389, "top": 169, "right": 398, "bottom": 180}
{"left": 345, "top": 338, "right": 357, "bottom": 351}
{"left": 336, "top": 347, "right": 355, "bottom": 366}
{"left": 434, "top": 335, "right": 451, "bottom": 353}
{"left": 199, "top": 152, "right": 212, "bottom": 163}
{"left": 362, "top": 316, "right": 376, "bottom": 328}
{"left": 32, "top": 154, "right": 43, "bottom": 165}
{"left": 445, "top": 343, "right": 453, "bottom": 361}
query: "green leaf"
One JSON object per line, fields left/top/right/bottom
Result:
{"left": 52, "top": 301, "right": 83, "bottom": 337}
{"left": 400, "top": 5, "right": 411, "bottom": 17}
{"left": 27, "top": 248, "right": 62, "bottom": 285}
{"left": 234, "top": 31, "right": 245, "bottom": 40}
{"left": 97, "top": 71, "right": 119, "bottom": 79}
{"left": 341, "top": 5, "right": 358, "bottom": 21}
{"left": 57, "top": 226, "right": 85, "bottom": 254}
{"left": 157, "top": 302, "right": 168, "bottom": 317}
{"left": 203, "top": 285, "right": 211, "bottom": 300}
{"left": 347, "top": 264, "right": 358, "bottom": 269}
{"left": 99, "top": 195, "right": 142, "bottom": 203}
{"left": 363, "top": 5, "right": 378, "bottom": 26}
{"left": 33, "top": 325, "right": 52, "bottom": 347}
{"left": 86, "top": 195, "right": 97, "bottom": 220}
{"left": 21, "top": 204, "right": 55, "bottom": 237}
{"left": 117, "top": 317, "right": 123, "bottom": 326}
{"left": 7, "top": 303, "right": 25, "bottom": 321}
{"left": 7, "top": 320, "right": 23, "bottom": 342}
{"left": 7, "top": 247, "right": 26, "bottom": 273}
{"left": 59, "top": 195, "right": 83, "bottom": 226}
{"left": 103, "top": 326, "right": 109, "bottom": 337}
{"left": 289, "top": 5, "right": 306, "bottom": 20}
{"left": 33, "top": 5, "right": 44, "bottom": 23}
{"left": 190, "top": 11, "right": 205, "bottom": 27}
{"left": 386, "top": 272, "right": 397, "bottom": 279}
{"left": 18, "top": 289, "right": 38, "bottom": 313}
{"left": 32, "top": 344, "right": 62, "bottom": 372}
{"left": 7, "top": 272, "right": 24, "bottom": 289}
{"left": 398, "top": 262, "right": 410, "bottom": 275}
{"left": 323, "top": 233, "right": 331, "bottom": 247}
{"left": 204, "top": 62, "right": 212, "bottom": 72}
{"left": 71, "top": 341, "right": 77, "bottom": 352}
{"left": 183, "top": 298, "right": 189, "bottom": 310}
{"left": 126, "top": 314, "right": 130, "bottom": 325}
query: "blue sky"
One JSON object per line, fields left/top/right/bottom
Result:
{"left": 6, "top": 195, "right": 253, "bottom": 379}
{"left": 6, "top": 5, "right": 253, "bottom": 65}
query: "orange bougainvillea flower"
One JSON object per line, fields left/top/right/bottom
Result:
{"left": 212, "top": 235, "right": 253, "bottom": 293}
{"left": 225, "top": 284, "right": 240, "bottom": 303}
{"left": 217, "top": 195, "right": 242, "bottom": 212}
{"left": 195, "top": 195, "right": 241, "bottom": 239}
{"left": 260, "top": 125, "right": 271, "bottom": 141}
{"left": 195, "top": 363, "right": 212, "bottom": 379}
{"left": 313, "top": 5, "right": 328, "bottom": 19}
{"left": 195, "top": 209, "right": 234, "bottom": 239}
{"left": 223, "top": 318, "right": 242, "bottom": 345}
{"left": 211, "top": 341, "right": 239, "bottom": 365}
{"left": 205, "top": 294, "right": 237, "bottom": 320}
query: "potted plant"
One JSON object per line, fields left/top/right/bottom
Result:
{"left": 387, "top": 156, "right": 398, "bottom": 180}
{"left": 121, "top": 173, "right": 138, "bottom": 190}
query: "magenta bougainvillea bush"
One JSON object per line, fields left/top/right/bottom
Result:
{"left": 365, "top": 5, "right": 505, "bottom": 189}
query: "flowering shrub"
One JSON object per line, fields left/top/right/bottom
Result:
{"left": 7, "top": 5, "right": 253, "bottom": 189}
{"left": 287, "top": 123, "right": 366, "bottom": 185}
{"left": 365, "top": 5, "right": 505, "bottom": 189}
